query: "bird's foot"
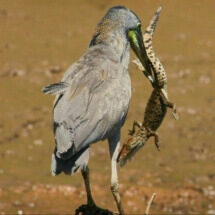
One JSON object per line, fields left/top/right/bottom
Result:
{"left": 75, "top": 204, "right": 116, "bottom": 215}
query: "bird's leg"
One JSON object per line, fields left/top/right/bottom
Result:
{"left": 81, "top": 166, "right": 96, "bottom": 207}
{"left": 77, "top": 166, "right": 114, "bottom": 214}
{"left": 128, "top": 120, "right": 142, "bottom": 136}
{"left": 108, "top": 132, "right": 124, "bottom": 215}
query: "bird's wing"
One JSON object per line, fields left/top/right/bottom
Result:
{"left": 53, "top": 48, "right": 129, "bottom": 157}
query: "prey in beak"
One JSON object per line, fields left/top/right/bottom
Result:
{"left": 128, "top": 24, "right": 154, "bottom": 83}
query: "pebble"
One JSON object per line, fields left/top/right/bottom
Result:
{"left": 48, "top": 66, "right": 62, "bottom": 74}
{"left": 207, "top": 210, "right": 215, "bottom": 215}
{"left": 187, "top": 108, "right": 197, "bottom": 115}
{"left": 17, "top": 210, "right": 23, "bottom": 215}
{"left": 41, "top": 60, "right": 49, "bottom": 66}
{"left": 27, "top": 124, "right": 33, "bottom": 130}
{"left": 34, "top": 139, "right": 43, "bottom": 146}
{"left": 124, "top": 190, "right": 133, "bottom": 197}
{"left": 127, "top": 200, "right": 135, "bottom": 207}
{"left": 177, "top": 33, "right": 187, "bottom": 41}
{"left": 199, "top": 75, "right": 210, "bottom": 84}
{"left": 6, "top": 150, "right": 15, "bottom": 155}
{"left": 28, "top": 202, "right": 35, "bottom": 208}
{"left": 13, "top": 201, "right": 23, "bottom": 207}
{"left": 10, "top": 69, "right": 25, "bottom": 77}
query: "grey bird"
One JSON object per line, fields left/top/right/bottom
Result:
{"left": 42, "top": 6, "right": 149, "bottom": 215}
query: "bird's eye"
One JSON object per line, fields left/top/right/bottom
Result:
{"left": 137, "top": 23, "right": 141, "bottom": 28}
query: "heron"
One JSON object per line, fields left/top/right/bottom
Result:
{"left": 42, "top": 6, "right": 150, "bottom": 214}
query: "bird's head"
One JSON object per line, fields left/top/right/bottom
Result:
{"left": 90, "top": 6, "right": 152, "bottom": 80}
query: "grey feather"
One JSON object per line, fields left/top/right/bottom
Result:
{"left": 52, "top": 45, "right": 131, "bottom": 158}
{"left": 42, "top": 82, "right": 70, "bottom": 95}
{"left": 55, "top": 122, "right": 73, "bottom": 154}
{"left": 51, "top": 146, "right": 89, "bottom": 175}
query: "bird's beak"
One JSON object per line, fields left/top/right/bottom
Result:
{"left": 128, "top": 28, "right": 154, "bottom": 83}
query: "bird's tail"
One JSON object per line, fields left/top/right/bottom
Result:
{"left": 51, "top": 146, "right": 89, "bottom": 176}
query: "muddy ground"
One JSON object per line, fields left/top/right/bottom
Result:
{"left": 0, "top": 0, "right": 215, "bottom": 214}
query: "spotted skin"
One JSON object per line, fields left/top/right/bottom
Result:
{"left": 143, "top": 6, "right": 178, "bottom": 119}
{"left": 118, "top": 7, "right": 179, "bottom": 167}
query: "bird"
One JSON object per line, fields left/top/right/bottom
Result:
{"left": 42, "top": 6, "right": 150, "bottom": 215}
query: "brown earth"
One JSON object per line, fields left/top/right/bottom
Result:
{"left": 0, "top": 0, "right": 215, "bottom": 214}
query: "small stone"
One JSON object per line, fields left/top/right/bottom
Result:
{"left": 13, "top": 201, "right": 23, "bottom": 207}
{"left": 199, "top": 75, "right": 210, "bottom": 84}
{"left": 147, "top": 182, "right": 152, "bottom": 187}
{"left": 207, "top": 210, "right": 215, "bottom": 215}
{"left": 27, "top": 124, "right": 33, "bottom": 130}
{"left": 127, "top": 200, "right": 134, "bottom": 207}
{"left": 124, "top": 190, "right": 133, "bottom": 197}
{"left": 187, "top": 108, "right": 197, "bottom": 115}
{"left": 17, "top": 210, "right": 23, "bottom": 215}
{"left": 165, "top": 166, "right": 172, "bottom": 172}
{"left": 177, "top": 33, "right": 187, "bottom": 41}
{"left": 10, "top": 69, "right": 25, "bottom": 77}
{"left": 49, "top": 66, "right": 62, "bottom": 74}
{"left": 34, "top": 139, "right": 43, "bottom": 145}
{"left": 28, "top": 202, "right": 35, "bottom": 208}
{"left": 6, "top": 150, "right": 15, "bottom": 155}
{"left": 41, "top": 60, "right": 49, "bottom": 66}
{"left": 208, "top": 185, "right": 214, "bottom": 191}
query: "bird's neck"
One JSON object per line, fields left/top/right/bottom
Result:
{"left": 89, "top": 30, "right": 130, "bottom": 69}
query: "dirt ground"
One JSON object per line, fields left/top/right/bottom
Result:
{"left": 0, "top": 0, "right": 215, "bottom": 214}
